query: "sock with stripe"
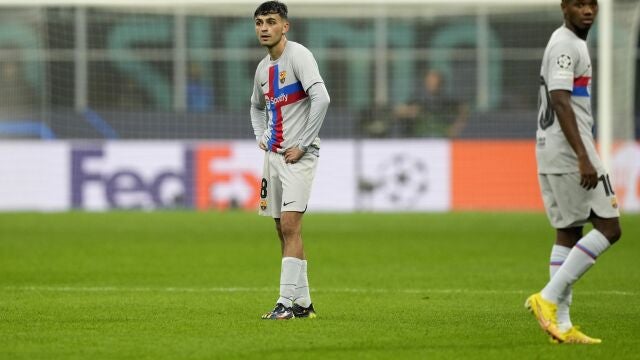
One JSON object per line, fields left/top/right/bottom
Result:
{"left": 541, "top": 230, "right": 610, "bottom": 304}
{"left": 549, "top": 244, "right": 573, "bottom": 332}
{"left": 293, "top": 260, "right": 312, "bottom": 308}
{"left": 276, "top": 257, "right": 303, "bottom": 308}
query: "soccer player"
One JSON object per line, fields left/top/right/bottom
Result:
{"left": 526, "top": 0, "right": 622, "bottom": 344}
{"left": 250, "top": 1, "right": 330, "bottom": 320}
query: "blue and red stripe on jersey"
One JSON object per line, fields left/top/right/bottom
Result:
{"left": 265, "top": 64, "right": 308, "bottom": 152}
{"left": 572, "top": 76, "right": 590, "bottom": 97}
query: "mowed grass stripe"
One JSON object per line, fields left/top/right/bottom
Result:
{"left": 3, "top": 285, "right": 639, "bottom": 296}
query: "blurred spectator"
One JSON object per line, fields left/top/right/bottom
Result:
{"left": 187, "top": 63, "right": 214, "bottom": 113}
{"left": 394, "top": 69, "right": 468, "bottom": 138}
{"left": 0, "top": 60, "right": 34, "bottom": 120}
{"left": 357, "top": 104, "right": 392, "bottom": 138}
{"left": 115, "top": 78, "right": 147, "bottom": 110}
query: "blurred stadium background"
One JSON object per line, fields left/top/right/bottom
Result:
{"left": 0, "top": 0, "right": 639, "bottom": 213}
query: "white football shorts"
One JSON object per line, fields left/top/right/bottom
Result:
{"left": 538, "top": 172, "right": 620, "bottom": 229}
{"left": 258, "top": 151, "right": 318, "bottom": 218}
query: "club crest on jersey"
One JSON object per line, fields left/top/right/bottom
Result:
{"left": 611, "top": 196, "right": 618, "bottom": 209}
{"left": 260, "top": 199, "right": 268, "bottom": 210}
{"left": 557, "top": 54, "right": 572, "bottom": 69}
{"left": 279, "top": 71, "right": 287, "bottom": 84}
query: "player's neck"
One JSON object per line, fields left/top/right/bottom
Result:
{"left": 267, "top": 37, "right": 288, "bottom": 61}
{"left": 565, "top": 22, "right": 590, "bottom": 41}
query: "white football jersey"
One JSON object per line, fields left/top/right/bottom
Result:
{"left": 251, "top": 41, "right": 324, "bottom": 154}
{"left": 536, "top": 25, "right": 603, "bottom": 174}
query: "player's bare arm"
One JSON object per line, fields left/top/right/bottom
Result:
{"left": 549, "top": 89, "right": 598, "bottom": 190}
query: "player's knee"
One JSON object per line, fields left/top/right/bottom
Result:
{"left": 599, "top": 224, "right": 622, "bottom": 245}
{"left": 607, "top": 225, "right": 622, "bottom": 245}
{"left": 279, "top": 220, "right": 300, "bottom": 241}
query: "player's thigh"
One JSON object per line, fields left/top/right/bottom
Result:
{"left": 279, "top": 152, "right": 318, "bottom": 213}
{"left": 259, "top": 152, "right": 283, "bottom": 218}
{"left": 539, "top": 173, "right": 567, "bottom": 228}
{"left": 539, "top": 173, "right": 590, "bottom": 229}
{"left": 547, "top": 172, "right": 619, "bottom": 229}
{"left": 279, "top": 210, "right": 304, "bottom": 233}
{"left": 587, "top": 172, "right": 620, "bottom": 221}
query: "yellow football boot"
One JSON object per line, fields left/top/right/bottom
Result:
{"left": 552, "top": 326, "right": 602, "bottom": 344}
{"left": 525, "top": 293, "right": 566, "bottom": 343}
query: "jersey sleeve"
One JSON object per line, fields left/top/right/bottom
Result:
{"left": 546, "top": 41, "right": 580, "bottom": 92}
{"left": 250, "top": 64, "right": 268, "bottom": 142}
{"left": 299, "top": 82, "right": 330, "bottom": 149}
{"left": 291, "top": 46, "right": 324, "bottom": 92}
{"left": 250, "top": 65, "right": 266, "bottom": 109}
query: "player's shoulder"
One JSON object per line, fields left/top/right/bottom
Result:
{"left": 549, "top": 27, "right": 581, "bottom": 47}
{"left": 286, "top": 41, "right": 314, "bottom": 57}
{"left": 254, "top": 54, "right": 271, "bottom": 73}
{"left": 547, "top": 28, "right": 581, "bottom": 55}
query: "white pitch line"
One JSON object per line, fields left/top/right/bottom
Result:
{"left": 1, "top": 286, "right": 637, "bottom": 296}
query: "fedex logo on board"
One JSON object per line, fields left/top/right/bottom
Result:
{"left": 70, "top": 144, "right": 261, "bottom": 211}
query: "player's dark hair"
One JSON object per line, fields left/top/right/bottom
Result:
{"left": 561, "top": 0, "right": 594, "bottom": 4}
{"left": 254, "top": 1, "right": 288, "bottom": 20}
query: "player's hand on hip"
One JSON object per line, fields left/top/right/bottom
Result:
{"left": 578, "top": 158, "right": 598, "bottom": 190}
{"left": 284, "top": 148, "right": 304, "bottom": 164}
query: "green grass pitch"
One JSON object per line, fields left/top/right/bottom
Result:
{"left": 1, "top": 212, "right": 639, "bottom": 359}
